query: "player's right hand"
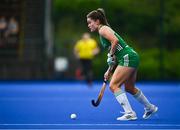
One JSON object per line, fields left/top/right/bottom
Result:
{"left": 107, "top": 53, "right": 116, "bottom": 66}
{"left": 104, "top": 70, "right": 111, "bottom": 81}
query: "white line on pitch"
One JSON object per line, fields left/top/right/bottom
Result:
{"left": 0, "top": 123, "right": 180, "bottom": 127}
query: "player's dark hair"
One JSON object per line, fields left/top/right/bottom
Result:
{"left": 87, "top": 8, "right": 110, "bottom": 26}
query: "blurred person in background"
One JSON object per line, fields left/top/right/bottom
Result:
{"left": 74, "top": 32, "right": 100, "bottom": 87}
{"left": 5, "top": 17, "right": 19, "bottom": 44}
{"left": 0, "top": 16, "right": 7, "bottom": 45}
{"left": 87, "top": 8, "right": 158, "bottom": 120}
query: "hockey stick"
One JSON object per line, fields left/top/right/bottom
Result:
{"left": 91, "top": 65, "right": 115, "bottom": 107}
{"left": 91, "top": 80, "right": 107, "bottom": 107}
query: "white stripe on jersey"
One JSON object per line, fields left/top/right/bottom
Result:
{"left": 123, "top": 54, "right": 129, "bottom": 66}
{"left": 116, "top": 44, "right": 123, "bottom": 51}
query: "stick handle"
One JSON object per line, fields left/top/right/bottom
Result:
{"left": 103, "top": 79, "right": 107, "bottom": 84}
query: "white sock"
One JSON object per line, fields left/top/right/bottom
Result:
{"left": 114, "top": 89, "right": 133, "bottom": 113}
{"left": 133, "top": 89, "right": 152, "bottom": 108}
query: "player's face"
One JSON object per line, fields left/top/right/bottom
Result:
{"left": 87, "top": 18, "right": 99, "bottom": 32}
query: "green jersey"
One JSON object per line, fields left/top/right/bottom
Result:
{"left": 99, "top": 32, "right": 140, "bottom": 68}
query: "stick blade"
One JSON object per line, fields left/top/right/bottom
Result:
{"left": 91, "top": 82, "right": 106, "bottom": 107}
{"left": 91, "top": 99, "right": 99, "bottom": 107}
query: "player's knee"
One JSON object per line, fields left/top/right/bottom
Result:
{"left": 109, "top": 82, "right": 120, "bottom": 93}
{"left": 109, "top": 85, "right": 115, "bottom": 93}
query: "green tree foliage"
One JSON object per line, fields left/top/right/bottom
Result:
{"left": 53, "top": 0, "right": 180, "bottom": 80}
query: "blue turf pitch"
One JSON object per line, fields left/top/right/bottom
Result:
{"left": 0, "top": 81, "right": 180, "bottom": 129}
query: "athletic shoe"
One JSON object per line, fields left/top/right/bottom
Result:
{"left": 117, "top": 111, "right": 137, "bottom": 121}
{"left": 143, "top": 105, "right": 158, "bottom": 119}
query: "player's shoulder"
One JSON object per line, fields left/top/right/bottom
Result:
{"left": 99, "top": 25, "right": 113, "bottom": 36}
{"left": 99, "top": 25, "right": 109, "bottom": 33}
{"left": 77, "top": 39, "right": 83, "bottom": 44}
{"left": 76, "top": 40, "right": 83, "bottom": 46}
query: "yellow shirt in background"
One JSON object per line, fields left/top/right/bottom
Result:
{"left": 74, "top": 38, "right": 98, "bottom": 59}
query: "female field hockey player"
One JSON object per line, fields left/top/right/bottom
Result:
{"left": 86, "top": 8, "right": 158, "bottom": 121}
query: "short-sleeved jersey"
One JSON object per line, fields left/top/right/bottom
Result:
{"left": 100, "top": 32, "right": 127, "bottom": 49}
{"left": 74, "top": 38, "right": 98, "bottom": 59}
{"left": 99, "top": 32, "right": 140, "bottom": 68}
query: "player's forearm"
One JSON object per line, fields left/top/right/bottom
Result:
{"left": 109, "top": 41, "right": 118, "bottom": 55}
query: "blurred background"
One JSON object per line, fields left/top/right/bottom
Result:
{"left": 0, "top": 0, "right": 179, "bottom": 81}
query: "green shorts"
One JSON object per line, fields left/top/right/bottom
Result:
{"left": 115, "top": 47, "right": 140, "bottom": 68}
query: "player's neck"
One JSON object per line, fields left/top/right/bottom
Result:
{"left": 98, "top": 24, "right": 104, "bottom": 31}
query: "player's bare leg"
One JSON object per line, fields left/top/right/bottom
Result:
{"left": 125, "top": 70, "right": 158, "bottom": 119}
{"left": 110, "top": 66, "right": 137, "bottom": 121}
